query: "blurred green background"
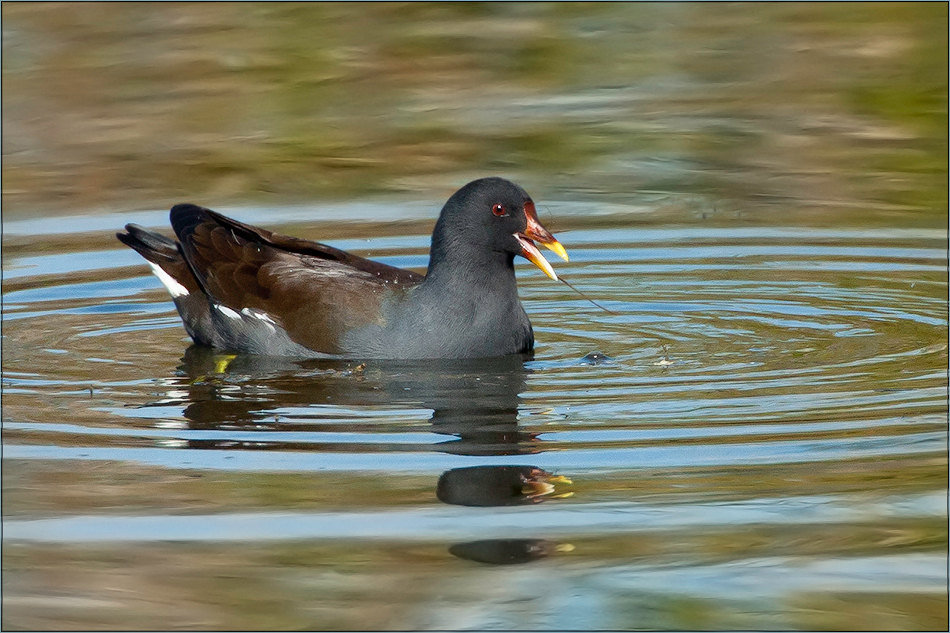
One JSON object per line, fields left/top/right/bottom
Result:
{"left": 2, "top": 1, "right": 947, "bottom": 226}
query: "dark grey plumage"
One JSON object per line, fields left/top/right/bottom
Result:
{"left": 117, "top": 177, "right": 564, "bottom": 359}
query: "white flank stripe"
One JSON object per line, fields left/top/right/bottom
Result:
{"left": 241, "top": 307, "right": 278, "bottom": 333}
{"left": 215, "top": 304, "right": 242, "bottom": 320}
{"left": 241, "top": 307, "right": 276, "bottom": 325}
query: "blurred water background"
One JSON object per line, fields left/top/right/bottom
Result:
{"left": 2, "top": 3, "right": 948, "bottom": 630}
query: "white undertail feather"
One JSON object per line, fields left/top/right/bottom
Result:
{"left": 215, "top": 304, "right": 242, "bottom": 320}
{"left": 147, "top": 262, "right": 189, "bottom": 298}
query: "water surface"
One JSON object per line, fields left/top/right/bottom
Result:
{"left": 3, "top": 205, "right": 947, "bottom": 630}
{"left": 2, "top": 3, "right": 947, "bottom": 630}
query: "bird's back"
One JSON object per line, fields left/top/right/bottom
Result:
{"left": 119, "top": 204, "right": 424, "bottom": 356}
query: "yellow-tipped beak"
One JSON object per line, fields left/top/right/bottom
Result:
{"left": 518, "top": 199, "right": 568, "bottom": 280}
{"left": 516, "top": 235, "right": 560, "bottom": 281}
{"left": 522, "top": 481, "right": 556, "bottom": 497}
{"left": 545, "top": 240, "right": 569, "bottom": 262}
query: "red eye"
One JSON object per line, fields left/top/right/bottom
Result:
{"left": 492, "top": 203, "right": 507, "bottom": 217}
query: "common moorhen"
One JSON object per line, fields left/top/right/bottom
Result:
{"left": 117, "top": 177, "right": 568, "bottom": 359}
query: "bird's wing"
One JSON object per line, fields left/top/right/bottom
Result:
{"left": 169, "top": 203, "right": 423, "bottom": 355}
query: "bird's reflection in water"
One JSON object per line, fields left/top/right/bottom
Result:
{"left": 171, "top": 345, "right": 541, "bottom": 456}
{"left": 437, "top": 465, "right": 575, "bottom": 566}
{"left": 159, "top": 346, "right": 575, "bottom": 564}
{"left": 449, "top": 539, "right": 574, "bottom": 565}
{"left": 437, "top": 466, "right": 572, "bottom": 507}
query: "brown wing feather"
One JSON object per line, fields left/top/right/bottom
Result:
{"left": 170, "top": 204, "right": 422, "bottom": 355}
{"left": 204, "top": 209, "right": 424, "bottom": 284}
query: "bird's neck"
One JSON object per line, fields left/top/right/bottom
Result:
{"left": 423, "top": 242, "right": 518, "bottom": 296}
